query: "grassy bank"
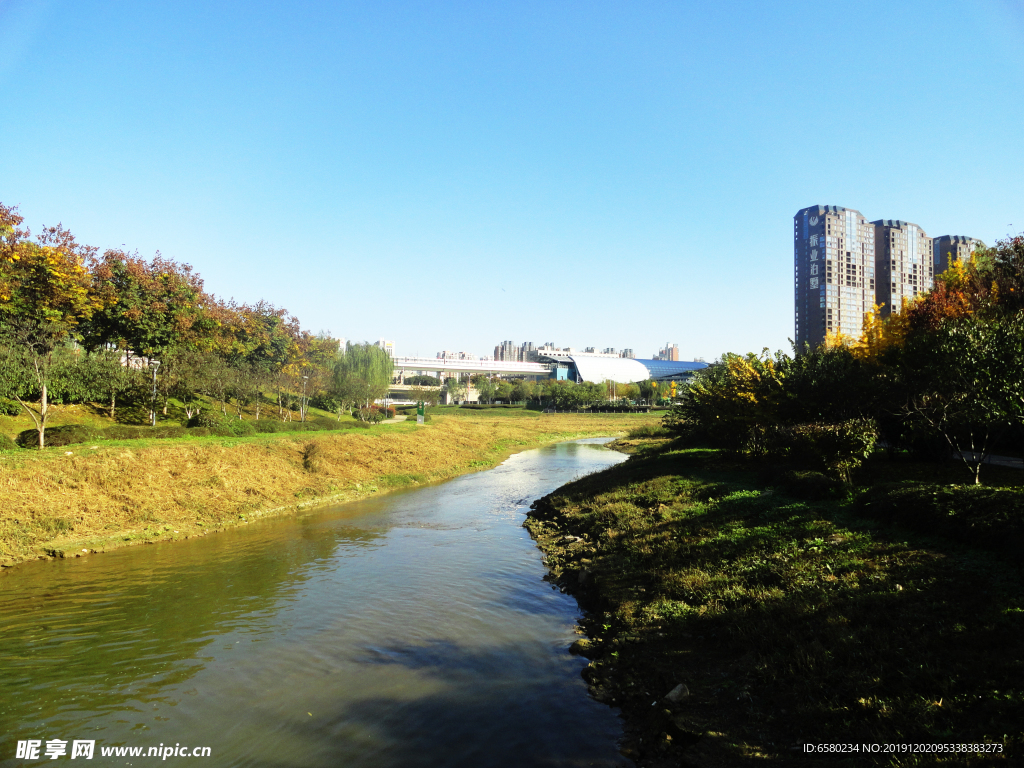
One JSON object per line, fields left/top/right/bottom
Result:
{"left": 525, "top": 436, "right": 1023, "bottom": 766}
{"left": 0, "top": 410, "right": 659, "bottom": 568}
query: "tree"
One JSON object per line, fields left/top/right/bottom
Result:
{"left": 510, "top": 379, "right": 534, "bottom": 402}
{"left": 494, "top": 380, "right": 513, "bottom": 402}
{"left": 475, "top": 376, "right": 497, "bottom": 404}
{"left": 221, "top": 301, "right": 299, "bottom": 419}
{"left": 898, "top": 314, "right": 1019, "bottom": 484}
{"left": 409, "top": 384, "right": 439, "bottom": 407}
{"left": 160, "top": 346, "right": 211, "bottom": 420}
{"left": 83, "top": 249, "right": 213, "bottom": 361}
{"left": 331, "top": 342, "right": 394, "bottom": 411}
{"left": 444, "top": 375, "right": 467, "bottom": 404}
{"left": 0, "top": 208, "right": 101, "bottom": 447}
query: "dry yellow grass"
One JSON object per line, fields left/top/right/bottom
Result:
{"left": 0, "top": 412, "right": 659, "bottom": 568}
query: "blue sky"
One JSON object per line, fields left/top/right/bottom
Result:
{"left": 2, "top": 0, "right": 1022, "bottom": 361}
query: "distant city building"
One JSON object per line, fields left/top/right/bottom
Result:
{"left": 536, "top": 349, "right": 707, "bottom": 384}
{"left": 602, "top": 347, "right": 617, "bottom": 355}
{"left": 933, "top": 235, "right": 984, "bottom": 273}
{"left": 794, "top": 205, "right": 876, "bottom": 349}
{"left": 873, "top": 219, "right": 932, "bottom": 317}
{"left": 375, "top": 339, "right": 395, "bottom": 357}
{"left": 493, "top": 340, "right": 536, "bottom": 362}
{"left": 437, "top": 350, "right": 476, "bottom": 360}
{"left": 621, "top": 349, "right": 635, "bottom": 359}
{"left": 653, "top": 343, "right": 679, "bottom": 361}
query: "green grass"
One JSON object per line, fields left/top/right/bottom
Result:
{"left": 525, "top": 442, "right": 1023, "bottom": 765}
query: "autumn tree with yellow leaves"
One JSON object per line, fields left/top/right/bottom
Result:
{"left": 0, "top": 204, "right": 102, "bottom": 447}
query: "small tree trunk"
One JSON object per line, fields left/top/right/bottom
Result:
{"left": 38, "top": 383, "right": 48, "bottom": 448}
{"left": 110, "top": 392, "right": 116, "bottom": 419}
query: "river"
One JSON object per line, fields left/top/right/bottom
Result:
{"left": 0, "top": 439, "right": 629, "bottom": 767}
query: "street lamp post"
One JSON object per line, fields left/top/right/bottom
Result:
{"left": 150, "top": 360, "right": 161, "bottom": 427}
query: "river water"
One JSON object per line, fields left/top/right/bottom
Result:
{"left": 0, "top": 439, "right": 629, "bottom": 767}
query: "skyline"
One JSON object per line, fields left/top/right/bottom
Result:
{"left": 2, "top": 0, "right": 1022, "bottom": 361}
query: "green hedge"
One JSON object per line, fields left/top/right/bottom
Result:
{"left": 7, "top": 416, "right": 371, "bottom": 450}
{"left": 854, "top": 483, "right": 1024, "bottom": 557}
{"left": 103, "top": 425, "right": 190, "bottom": 440}
{"left": 16, "top": 424, "right": 97, "bottom": 449}
{"left": 251, "top": 417, "right": 370, "bottom": 433}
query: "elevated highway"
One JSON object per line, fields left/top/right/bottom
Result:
{"left": 391, "top": 356, "right": 550, "bottom": 377}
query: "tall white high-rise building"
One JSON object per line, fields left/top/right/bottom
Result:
{"left": 794, "top": 205, "right": 876, "bottom": 349}
{"left": 873, "top": 220, "right": 932, "bottom": 316}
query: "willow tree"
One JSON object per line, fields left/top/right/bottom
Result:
{"left": 331, "top": 342, "right": 394, "bottom": 412}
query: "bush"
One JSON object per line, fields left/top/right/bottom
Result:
{"left": 187, "top": 410, "right": 226, "bottom": 429}
{"left": 102, "top": 425, "right": 190, "bottom": 441}
{"left": 356, "top": 406, "right": 385, "bottom": 424}
{"left": 740, "top": 419, "right": 879, "bottom": 482}
{"left": 251, "top": 417, "right": 370, "bottom": 433}
{"left": 103, "top": 425, "right": 145, "bottom": 440}
{"left": 302, "top": 441, "right": 325, "bottom": 472}
{"left": 777, "top": 470, "right": 846, "bottom": 500}
{"left": 187, "top": 411, "right": 256, "bottom": 437}
{"left": 786, "top": 419, "right": 878, "bottom": 482}
{"left": 229, "top": 420, "right": 256, "bottom": 436}
{"left": 854, "top": 483, "right": 1024, "bottom": 557}
{"left": 0, "top": 433, "right": 18, "bottom": 451}
{"left": 15, "top": 424, "right": 97, "bottom": 449}
{"left": 626, "top": 423, "right": 671, "bottom": 439}
{"left": 253, "top": 420, "right": 288, "bottom": 433}
{"left": 0, "top": 398, "right": 21, "bottom": 416}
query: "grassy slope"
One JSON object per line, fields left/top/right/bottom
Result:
{"left": 0, "top": 409, "right": 659, "bottom": 567}
{"left": 525, "top": 438, "right": 1023, "bottom": 767}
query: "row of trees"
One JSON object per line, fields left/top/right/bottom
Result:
{"left": 672, "top": 235, "right": 1024, "bottom": 484}
{"left": 0, "top": 202, "right": 394, "bottom": 446}
{"left": 437, "top": 375, "right": 652, "bottom": 409}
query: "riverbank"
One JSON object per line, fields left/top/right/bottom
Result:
{"left": 525, "top": 436, "right": 1023, "bottom": 766}
{"left": 0, "top": 411, "right": 658, "bottom": 569}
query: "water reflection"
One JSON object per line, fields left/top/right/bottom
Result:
{"left": 0, "top": 440, "right": 627, "bottom": 767}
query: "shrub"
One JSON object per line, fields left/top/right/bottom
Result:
{"left": 187, "top": 410, "right": 226, "bottom": 429}
{"left": 0, "top": 433, "right": 18, "bottom": 451}
{"left": 229, "top": 420, "right": 256, "bottom": 436}
{"left": 102, "top": 425, "right": 190, "bottom": 441}
{"left": 187, "top": 411, "right": 256, "bottom": 437}
{"left": 103, "top": 425, "right": 145, "bottom": 440}
{"left": 788, "top": 419, "right": 878, "bottom": 482}
{"left": 746, "top": 419, "right": 879, "bottom": 482}
{"left": 15, "top": 424, "right": 97, "bottom": 449}
{"left": 777, "top": 470, "right": 846, "bottom": 500}
{"left": 253, "top": 420, "right": 288, "bottom": 433}
{"left": 854, "top": 483, "right": 1024, "bottom": 557}
{"left": 0, "top": 398, "right": 21, "bottom": 416}
{"left": 302, "top": 441, "right": 325, "bottom": 472}
{"left": 626, "top": 423, "right": 671, "bottom": 439}
{"left": 356, "top": 406, "right": 385, "bottom": 424}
